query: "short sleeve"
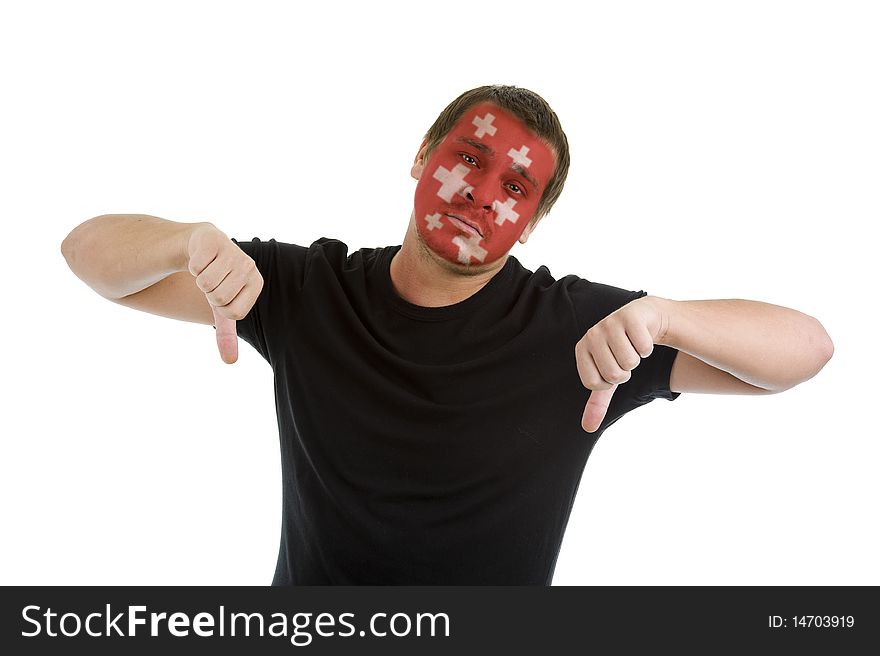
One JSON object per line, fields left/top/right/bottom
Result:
{"left": 611, "top": 288, "right": 680, "bottom": 405}
{"left": 230, "top": 237, "right": 309, "bottom": 365}
{"left": 567, "top": 279, "right": 680, "bottom": 432}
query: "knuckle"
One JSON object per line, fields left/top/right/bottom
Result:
{"left": 229, "top": 299, "right": 254, "bottom": 321}
{"left": 621, "top": 356, "right": 640, "bottom": 371}
{"left": 586, "top": 374, "right": 606, "bottom": 389}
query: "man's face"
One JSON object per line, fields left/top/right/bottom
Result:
{"left": 412, "top": 102, "right": 556, "bottom": 268}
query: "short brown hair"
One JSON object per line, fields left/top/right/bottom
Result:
{"left": 422, "top": 85, "right": 570, "bottom": 223}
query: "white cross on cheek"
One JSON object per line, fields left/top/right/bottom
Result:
{"left": 492, "top": 197, "right": 520, "bottom": 226}
{"left": 424, "top": 213, "right": 444, "bottom": 230}
{"left": 472, "top": 113, "right": 497, "bottom": 138}
{"left": 508, "top": 145, "right": 532, "bottom": 168}
{"left": 432, "top": 163, "right": 471, "bottom": 202}
{"left": 452, "top": 234, "right": 488, "bottom": 264}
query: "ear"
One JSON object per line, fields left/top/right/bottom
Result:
{"left": 411, "top": 139, "right": 429, "bottom": 180}
{"left": 518, "top": 215, "right": 543, "bottom": 244}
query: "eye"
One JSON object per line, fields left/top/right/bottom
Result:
{"left": 460, "top": 152, "right": 479, "bottom": 166}
{"left": 507, "top": 182, "right": 524, "bottom": 195}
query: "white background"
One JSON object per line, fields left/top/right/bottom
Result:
{"left": 2, "top": 0, "right": 876, "bottom": 585}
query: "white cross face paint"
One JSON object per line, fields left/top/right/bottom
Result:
{"left": 507, "top": 145, "right": 532, "bottom": 168}
{"left": 432, "top": 164, "right": 472, "bottom": 203}
{"left": 492, "top": 197, "right": 519, "bottom": 226}
{"left": 452, "top": 233, "right": 488, "bottom": 264}
{"left": 413, "top": 102, "right": 555, "bottom": 267}
{"left": 472, "top": 112, "right": 497, "bottom": 138}
{"left": 423, "top": 212, "right": 444, "bottom": 230}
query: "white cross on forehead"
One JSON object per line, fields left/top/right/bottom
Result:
{"left": 423, "top": 213, "right": 444, "bottom": 231}
{"left": 492, "top": 198, "right": 520, "bottom": 226}
{"left": 452, "top": 234, "right": 488, "bottom": 264}
{"left": 432, "top": 163, "right": 471, "bottom": 202}
{"left": 472, "top": 113, "right": 497, "bottom": 139}
{"left": 508, "top": 145, "right": 532, "bottom": 168}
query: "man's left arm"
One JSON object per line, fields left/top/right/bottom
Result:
{"left": 575, "top": 297, "right": 835, "bottom": 432}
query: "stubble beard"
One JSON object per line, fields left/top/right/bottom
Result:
{"left": 413, "top": 220, "right": 506, "bottom": 278}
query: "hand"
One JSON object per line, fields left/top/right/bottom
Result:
{"left": 187, "top": 224, "right": 263, "bottom": 364}
{"left": 574, "top": 296, "right": 669, "bottom": 432}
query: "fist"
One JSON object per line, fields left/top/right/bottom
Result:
{"left": 187, "top": 224, "right": 263, "bottom": 364}
{"left": 575, "top": 296, "right": 668, "bottom": 432}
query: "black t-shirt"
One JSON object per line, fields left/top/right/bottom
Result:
{"left": 231, "top": 237, "right": 680, "bottom": 585}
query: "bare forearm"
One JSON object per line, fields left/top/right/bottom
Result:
{"left": 655, "top": 298, "right": 834, "bottom": 391}
{"left": 61, "top": 214, "right": 207, "bottom": 299}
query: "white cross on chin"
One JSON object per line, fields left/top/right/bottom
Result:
{"left": 452, "top": 234, "right": 488, "bottom": 264}
{"left": 472, "top": 113, "right": 497, "bottom": 138}
{"left": 424, "top": 213, "right": 444, "bottom": 230}
{"left": 432, "top": 164, "right": 471, "bottom": 202}
{"left": 507, "top": 145, "right": 532, "bottom": 168}
{"left": 493, "top": 198, "right": 520, "bottom": 226}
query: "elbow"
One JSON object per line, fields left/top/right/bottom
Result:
{"left": 767, "top": 318, "right": 834, "bottom": 394}
{"left": 61, "top": 217, "right": 107, "bottom": 287}
{"left": 61, "top": 226, "right": 82, "bottom": 268}
{"left": 811, "top": 317, "right": 834, "bottom": 373}
{"left": 61, "top": 215, "right": 105, "bottom": 268}
{"left": 784, "top": 319, "right": 834, "bottom": 392}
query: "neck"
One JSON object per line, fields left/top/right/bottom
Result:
{"left": 390, "top": 218, "right": 507, "bottom": 307}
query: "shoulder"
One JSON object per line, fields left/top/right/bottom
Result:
{"left": 232, "top": 236, "right": 388, "bottom": 272}
{"left": 513, "top": 258, "right": 647, "bottom": 329}
{"left": 513, "top": 257, "right": 644, "bottom": 304}
{"left": 302, "top": 238, "right": 393, "bottom": 275}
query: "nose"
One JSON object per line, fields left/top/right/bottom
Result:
{"left": 465, "top": 187, "right": 494, "bottom": 212}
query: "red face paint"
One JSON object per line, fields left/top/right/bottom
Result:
{"left": 413, "top": 102, "right": 556, "bottom": 268}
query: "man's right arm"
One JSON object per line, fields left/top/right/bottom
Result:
{"left": 61, "top": 214, "right": 263, "bottom": 362}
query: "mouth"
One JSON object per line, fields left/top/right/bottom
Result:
{"left": 444, "top": 213, "right": 484, "bottom": 239}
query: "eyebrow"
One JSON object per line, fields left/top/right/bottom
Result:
{"left": 454, "top": 136, "right": 542, "bottom": 192}
{"left": 511, "top": 163, "right": 541, "bottom": 192}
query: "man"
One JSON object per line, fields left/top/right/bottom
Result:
{"left": 61, "top": 85, "right": 833, "bottom": 585}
